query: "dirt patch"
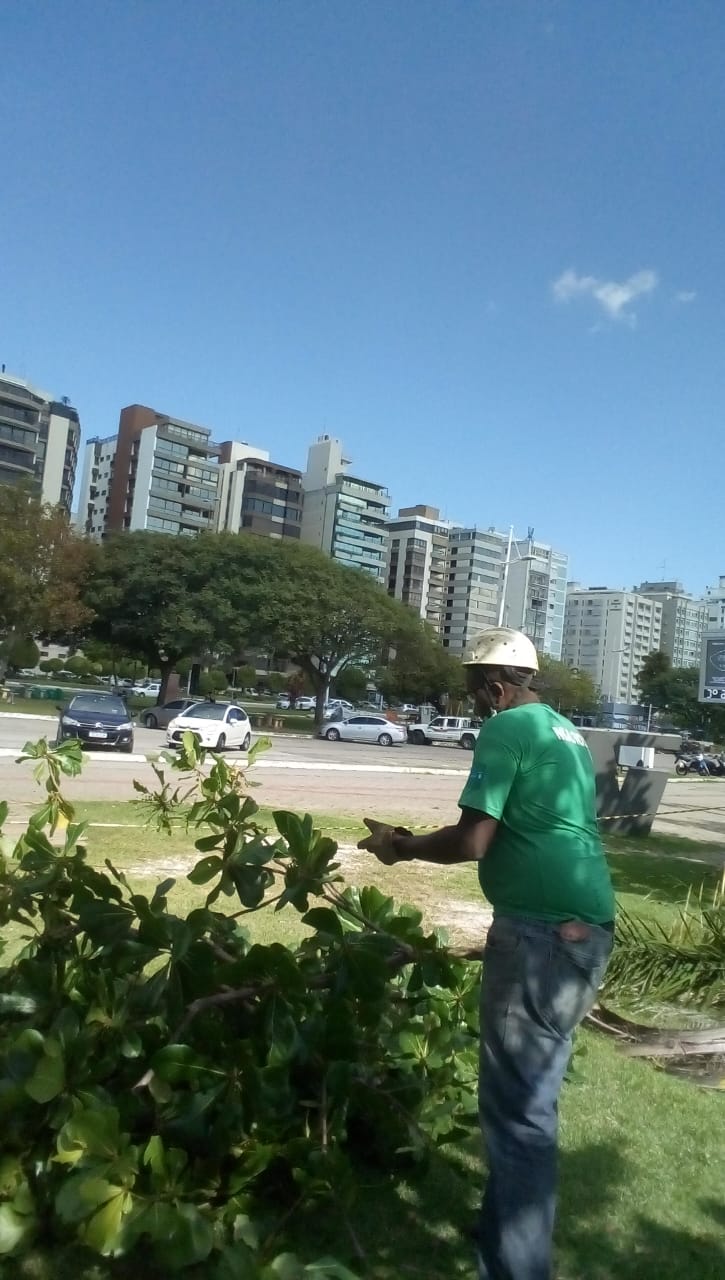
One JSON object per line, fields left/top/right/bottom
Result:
{"left": 124, "top": 843, "right": 492, "bottom": 949}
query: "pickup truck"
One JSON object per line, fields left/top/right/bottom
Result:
{"left": 407, "top": 715, "right": 480, "bottom": 750}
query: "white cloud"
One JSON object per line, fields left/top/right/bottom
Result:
{"left": 674, "top": 289, "right": 696, "bottom": 304}
{"left": 552, "top": 268, "right": 658, "bottom": 324}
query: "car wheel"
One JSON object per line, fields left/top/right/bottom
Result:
{"left": 378, "top": 732, "right": 393, "bottom": 747}
{"left": 121, "top": 740, "right": 134, "bottom": 754}
{"left": 325, "top": 727, "right": 341, "bottom": 741}
{"left": 215, "top": 733, "right": 227, "bottom": 751}
{"left": 241, "top": 732, "right": 251, "bottom": 751}
{"left": 461, "top": 734, "right": 475, "bottom": 751}
{"left": 144, "top": 713, "right": 158, "bottom": 729}
{"left": 410, "top": 730, "right": 426, "bottom": 745}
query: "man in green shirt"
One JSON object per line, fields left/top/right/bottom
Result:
{"left": 359, "top": 627, "right": 614, "bottom": 1280}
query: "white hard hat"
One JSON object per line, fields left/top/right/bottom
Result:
{"left": 462, "top": 627, "right": 539, "bottom": 672}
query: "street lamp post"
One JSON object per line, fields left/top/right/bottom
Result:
{"left": 497, "top": 528, "right": 538, "bottom": 630}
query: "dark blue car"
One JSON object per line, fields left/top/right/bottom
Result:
{"left": 56, "top": 693, "right": 135, "bottom": 753}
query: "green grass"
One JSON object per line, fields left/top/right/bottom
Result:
{"left": 3, "top": 809, "right": 725, "bottom": 1279}
{"left": 0, "top": 696, "right": 58, "bottom": 717}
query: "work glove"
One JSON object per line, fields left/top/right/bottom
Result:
{"left": 358, "top": 818, "right": 413, "bottom": 865}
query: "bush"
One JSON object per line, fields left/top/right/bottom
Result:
{"left": 65, "top": 655, "right": 91, "bottom": 677}
{"left": 39, "top": 657, "right": 64, "bottom": 674}
{"left": 2, "top": 635, "right": 40, "bottom": 672}
{"left": 198, "top": 668, "right": 227, "bottom": 696}
{"left": 0, "top": 737, "right": 480, "bottom": 1275}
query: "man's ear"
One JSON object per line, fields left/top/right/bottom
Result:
{"left": 486, "top": 677, "right": 505, "bottom": 708}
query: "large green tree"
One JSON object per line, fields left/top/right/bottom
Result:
{"left": 637, "top": 652, "right": 725, "bottom": 740}
{"left": 535, "top": 657, "right": 600, "bottom": 716}
{"left": 83, "top": 533, "right": 423, "bottom": 717}
{"left": 83, "top": 532, "right": 251, "bottom": 701}
{"left": 378, "top": 626, "right": 467, "bottom": 710}
{"left": 235, "top": 540, "right": 419, "bottom": 724}
{"left": 0, "top": 485, "right": 96, "bottom": 676}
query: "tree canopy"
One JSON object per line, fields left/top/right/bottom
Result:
{"left": 638, "top": 651, "right": 725, "bottom": 740}
{"left": 83, "top": 532, "right": 445, "bottom": 715}
{"left": 0, "top": 485, "right": 96, "bottom": 667}
{"left": 534, "top": 656, "right": 600, "bottom": 717}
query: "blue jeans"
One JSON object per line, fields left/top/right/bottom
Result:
{"left": 476, "top": 915, "right": 614, "bottom": 1280}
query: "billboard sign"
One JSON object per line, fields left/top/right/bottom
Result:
{"left": 698, "top": 632, "right": 725, "bottom": 702}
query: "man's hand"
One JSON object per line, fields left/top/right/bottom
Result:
{"left": 357, "top": 818, "right": 412, "bottom": 865}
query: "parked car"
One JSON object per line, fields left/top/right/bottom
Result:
{"left": 56, "top": 693, "right": 135, "bottom": 753}
{"left": 320, "top": 715, "right": 406, "bottom": 747}
{"left": 166, "top": 701, "right": 252, "bottom": 751}
{"left": 131, "top": 681, "right": 161, "bottom": 699}
{"left": 325, "top": 699, "right": 354, "bottom": 713}
{"left": 276, "top": 695, "right": 291, "bottom": 709}
{"left": 140, "top": 698, "right": 195, "bottom": 729}
{"left": 407, "top": 716, "right": 480, "bottom": 750}
{"left": 294, "top": 696, "right": 316, "bottom": 711}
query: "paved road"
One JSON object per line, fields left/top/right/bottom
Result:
{"left": 2, "top": 713, "right": 724, "bottom": 852}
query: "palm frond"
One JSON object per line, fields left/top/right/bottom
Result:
{"left": 604, "top": 876, "right": 725, "bottom": 1012}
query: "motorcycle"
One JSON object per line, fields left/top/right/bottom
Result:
{"left": 675, "top": 752, "right": 725, "bottom": 777}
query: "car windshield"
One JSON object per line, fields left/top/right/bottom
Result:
{"left": 183, "top": 703, "right": 228, "bottom": 721}
{"left": 70, "top": 696, "right": 126, "bottom": 716}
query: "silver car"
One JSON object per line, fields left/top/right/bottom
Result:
{"left": 139, "top": 698, "right": 195, "bottom": 729}
{"left": 320, "top": 715, "right": 406, "bottom": 747}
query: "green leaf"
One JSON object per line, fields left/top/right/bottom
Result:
{"left": 83, "top": 1187, "right": 131, "bottom": 1255}
{"left": 25, "top": 1045, "right": 65, "bottom": 1103}
{"left": 188, "top": 853, "right": 224, "bottom": 884}
{"left": 152, "top": 1043, "right": 218, "bottom": 1084}
{"left": 143, "top": 1135, "right": 166, "bottom": 1178}
{"left": 0, "top": 1202, "right": 34, "bottom": 1255}
{"left": 301, "top": 907, "right": 344, "bottom": 940}
{"left": 152, "top": 1202, "right": 215, "bottom": 1268}
{"left": 55, "top": 1107, "right": 121, "bottom": 1165}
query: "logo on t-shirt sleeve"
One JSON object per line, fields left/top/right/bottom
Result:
{"left": 552, "top": 726, "right": 587, "bottom": 747}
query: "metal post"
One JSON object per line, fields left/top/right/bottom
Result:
{"left": 497, "top": 525, "right": 514, "bottom": 627}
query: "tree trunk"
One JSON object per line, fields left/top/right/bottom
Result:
{"left": 158, "top": 661, "right": 173, "bottom": 705}
{"left": 313, "top": 674, "right": 331, "bottom": 727}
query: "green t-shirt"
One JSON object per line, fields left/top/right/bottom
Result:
{"left": 458, "top": 702, "right": 615, "bottom": 924}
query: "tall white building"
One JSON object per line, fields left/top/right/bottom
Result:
{"left": 74, "top": 435, "right": 117, "bottom": 538}
{"left": 441, "top": 527, "right": 508, "bottom": 655}
{"left": 501, "top": 534, "right": 568, "bottom": 658}
{"left": 563, "top": 587, "right": 662, "bottom": 702}
{"left": 703, "top": 576, "right": 725, "bottom": 632}
{"left": 0, "top": 370, "right": 80, "bottom": 517}
{"left": 300, "top": 436, "right": 390, "bottom": 581}
{"left": 635, "top": 581, "right": 707, "bottom": 668}
{"left": 386, "top": 505, "right": 452, "bottom": 631}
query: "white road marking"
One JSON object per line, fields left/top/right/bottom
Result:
{"left": 249, "top": 759, "right": 468, "bottom": 777}
{"left": 0, "top": 748, "right": 148, "bottom": 763}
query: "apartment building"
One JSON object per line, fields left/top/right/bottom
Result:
{"left": 386, "top": 505, "right": 452, "bottom": 630}
{"left": 216, "top": 441, "right": 303, "bottom": 539}
{"left": 300, "top": 436, "right": 390, "bottom": 581}
{"left": 501, "top": 535, "right": 568, "bottom": 658}
{"left": 74, "top": 435, "right": 117, "bottom": 538}
{"left": 635, "top": 581, "right": 707, "bottom": 668}
{"left": 441, "top": 527, "right": 508, "bottom": 655}
{"left": 77, "top": 405, "right": 302, "bottom": 543}
{"left": 0, "top": 370, "right": 80, "bottom": 516}
{"left": 563, "top": 587, "right": 662, "bottom": 702}
{"left": 703, "top": 576, "right": 725, "bottom": 633}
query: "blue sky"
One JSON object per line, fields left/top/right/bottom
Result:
{"left": 2, "top": 1, "right": 723, "bottom": 594}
